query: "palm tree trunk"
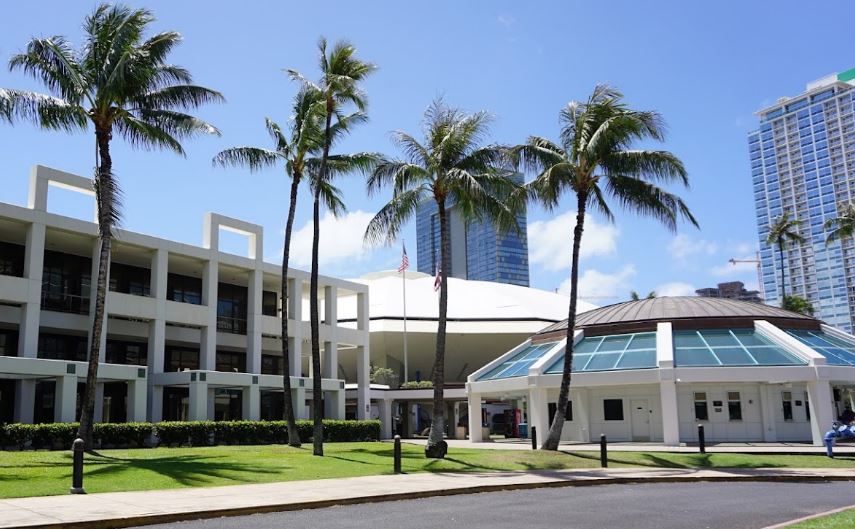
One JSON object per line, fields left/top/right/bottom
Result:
{"left": 426, "top": 198, "right": 449, "bottom": 458}
{"left": 778, "top": 239, "right": 786, "bottom": 305}
{"left": 280, "top": 170, "right": 302, "bottom": 447}
{"left": 310, "top": 186, "right": 323, "bottom": 456}
{"left": 542, "top": 192, "right": 587, "bottom": 451}
{"left": 77, "top": 128, "right": 114, "bottom": 449}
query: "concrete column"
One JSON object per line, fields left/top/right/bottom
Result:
{"left": 468, "top": 392, "right": 483, "bottom": 442}
{"left": 147, "top": 319, "right": 166, "bottom": 373}
{"left": 14, "top": 380, "right": 35, "bottom": 423}
{"left": 207, "top": 388, "right": 215, "bottom": 419}
{"left": 55, "top": 374, "right": 78, "bottom": 423}
{"left": 292, "top": 386, "right": 307, "bottom": 419}
{"left": 409, "top": 403, "right": 419, "bottom": 436}
{"left": 528, "top": 387, "right": 548, "bottom": 448}
{"left": 452, "top": 401, "right": 461, "bottom": 439}
{"left": 200, "top": 260, "right": 218, "bottom": 370}
{"left": 18, "top": 304, "right": 41, "bottom": 359}
{"left": 573, "top": 388, "right": 591, "bottom": 442}
{"left": 356, "top": 292, "right": 370, "bottom": 419}
{"left": 759, "top": 384, "right": 778, "bottom": 442}
{"left": 18, "top": 222, "right": 45, "bottom": 359}
{"left": 380, "top": 398, "right": 393, "bottom": 439}
{"left": 93, "top": 383, "right": 104, "bottom": 423}
{"left": 335, "top": 388, "right": 345, "bottom": 420}
{"left": 188, "top": 380, "right": 209, "bottom": 421}
{"left": 88, "top": 239, "right": 108, "bottom": 358}
{"left": 288, "top": 278, "right": 304, "bottom": 377}
{"left": 322, "top": 341, "right": 338, "bottom": 380}
{"left": 324, "top": 286, "right": 337, "bottom": 325}
{"left": 127, "top": 379, "right": 147, "bottom": 422}
{"left": 150, "top": 249, "right": 168, "bottom": 300}
{"left": 659, "top": 375, "right": 680, "bottom": 446}
{"left": 807, "top": 380, "right": 835, "bottom": 446}
{"left": 242, "top": 385, "right": 260, "bottom": 421}
{"left": 148, "top": 385, "right": 163, "bottom": 423}
{"left": 246, "top": 270, "right": 263, "bottom": 374}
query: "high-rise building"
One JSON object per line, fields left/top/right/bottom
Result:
{"left": 695, "top": 281, "right": 762, "bottom": 303}
{"left": 750, "top": 68, "right": 855, "bottom": 332}
{"left": 415, "top": 175, "right": 529, "bottom": 286}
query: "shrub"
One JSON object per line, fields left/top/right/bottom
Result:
{"left": 400, "top": 380, "right": 433, "bottom": 389}
{"left": 93, "top": 422, "right": 152, "bottom": 448}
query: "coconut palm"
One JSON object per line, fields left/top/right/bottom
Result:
{"left": 289, "top": 38, "right": 376, "bottom": 456}
{"left": 212, "top": 87, "right": 325, "bottom": 447}
{"left": 630, "top": 291, "right": 656, "bottom": 301}
{"left": 0, "top": 4, "right": 222, "bottom": 447}
{"left": 766, "top": 213, "right": 806, "bottom": 304}
{"left": 513, "top": 85, "right": 697, "bottom": 450}
{"left": 824, "top": 202, "right": 855, "bottom": 245}
{"left": 365, "top": 99, "right": 520, "bottom": 459}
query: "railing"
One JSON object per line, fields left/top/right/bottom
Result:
{"left": 41, "top": 292, "right": 89, "bottom": 315}
{"left": 216, "top": 316, "right": 247, "bottom": 335}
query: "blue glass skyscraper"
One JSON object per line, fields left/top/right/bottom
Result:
{"left": 415, "top": 174, "right": 530, "bottom": 286}
{"left": 750, "top": 68, "right": 855, "bottom": 332}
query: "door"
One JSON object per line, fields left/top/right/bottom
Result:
{"left": 631, "top": 399, "right": 650, "bottom": 441}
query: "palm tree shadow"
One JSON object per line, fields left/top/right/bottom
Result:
{"left": 82, "top": 453, "right": 281, "bottom": 486}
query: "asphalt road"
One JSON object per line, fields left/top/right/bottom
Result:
{"left": 141, "top": 481, "right": 855, "bottom": 529}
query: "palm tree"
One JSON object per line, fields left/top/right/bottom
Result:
{"left": 289, "top": 38, "right": 376, "bottom": 456}
{"left": 0, "top": 4, "right": 222, "bottom": 447}
{"left": 212, "top": 88, "right": 325, "bottom": 447}
{"left": 513, "top": 85, "right": 697, "bottom": 450}
{"left": 766, "top": 213, "right": 806, "bottom": 304}
{"left": 824, "top": 202, "right": 855, "bottom": 245}
{"left": 630, "top": 291, "right": 656, "bottom": 300}
{"left": 365, "top": 99, "right": 520, "bottom": 459}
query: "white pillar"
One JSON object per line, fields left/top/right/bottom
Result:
{"left": 150, "top": 248, "right": 169, "bottom": 300}
{"left": 18, "top": 222, "right": 44, "bottom": 359}
{"left": 380, "top": 398, "right": 393, "bottom": 439}
{"left": 468, "top": 391, "right": 483, "bottom": 442}
{"left": 292, "top": 385, "right": 307, "bottom": 419}
{"left": 188, "top": 379, "right": 208, "bottom": 421}
{"left": 288, "top": 278, "right": 303, "bottom": 377}
{"left": 55, "top": 374, "right": 78, "bottom": 423}
{"left": 356, "top": 292, "right": 370, "bottom": 419}
{"left": 528, "top": 387, "right": 548, "bottom": 447}
{"left": 323, "top": 340, "right": 338, "bottom": 379}
{"left": 659, "top": 376, "right": 680, "bottom": 446}
{"left": 335, "top": 387, "right": 345, "bottom": 420}
{"left": 452, "top": 401, "right": 461, "bottom": 439}
{"left": 93, "top": 383, "right": 104, "bottom": 423}
{"left": 242, "top": 385, "right": 260, "bottom": 421}
{"left": 246, "top": 270, "right": 263, "bottom": 374}
{"left": 127, "top": 379, "right": 147, "bottom": 422}
{"left": 759, "top": 384, "right": 778, "bottom": 442}
{"left": 14, "top": 380, "right": 35, "bottom": 423}
{"left": 148, "top": 385, "right": 163, "bottom": 423}
{"left": 200, "top": 260, "right": 218, "bottom": 370}
{"left": 807, "top": 380, "right": 835, "bottom": 446}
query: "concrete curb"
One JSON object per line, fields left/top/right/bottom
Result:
{"left": 762, "top": 502, "right": 855, "bottom": 528}
{"left": 12, "top": 473, "right": 855, "bottom": 529}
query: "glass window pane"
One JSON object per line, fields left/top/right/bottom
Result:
{"left": 731, "top": 330, "right": 768, "bottom": 346}
{"left": 570, "top": 353, "right": 592, "bottom": 371}
{"left": 712, "top": 347, "right": 755, "bottom": 365}
{"left": 674, "top": 332, "right": 704, "bottom": 348}
{"left": 701, "top": 331, "right": 739, "bottom": 347}
{"left": 598, "top": 335, "right": 631, "bottom": 352}
{"left": 674, "top": 348, "right": 719, "bottom": 366}
{"left": 820, "top": 348, "right": 855, "bottom": 365}
{"left": 626, "top": 333, "right": 656, "bottom": 350}
{"left": 750, "top": 347, "right": 802, "bottom": 365}
{"left": 572, "top": 338, "right": 600, "bottom": 354}
{"left": 582, "top": 352, "right": 621, "bottom": 371}
{"left": 615, "top": 349, "right": 656, "bottom": 369}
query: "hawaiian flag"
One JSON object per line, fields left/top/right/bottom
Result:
{"left": 433, "top": 263, "right": 442, "bottom": 292}
{"left": 398, "top": 243, "right": 409, "bottom": 273}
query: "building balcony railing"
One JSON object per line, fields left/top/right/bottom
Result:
{"left": 41, "top": 292, "right": 89, "bottom": 315}
{"left": 217, "top": 316, "right": 247, "bottom": 335}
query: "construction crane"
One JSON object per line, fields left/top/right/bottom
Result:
{"left": 728, "top": 252, "right": 765, "bottom": 300}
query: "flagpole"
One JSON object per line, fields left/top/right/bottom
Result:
{"left": 402, "top": 241, "right": 409, "bottom": 383}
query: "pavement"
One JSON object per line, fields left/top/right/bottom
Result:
{"left": 1, "top": 467, "right": 854, "bottom": 529}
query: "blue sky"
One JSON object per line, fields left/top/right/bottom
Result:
{"left": 1, "top": 1, "right": 853, "bottom": 304}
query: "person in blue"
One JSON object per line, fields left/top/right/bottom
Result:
{"left": 824, "top": 408, "right": 855, "bottom": 457}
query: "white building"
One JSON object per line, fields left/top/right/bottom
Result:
{"left": 337, "top": 270, "right": 594, "bottom": 438}
{"left": 0, "top": 165, "right": 370, "bottom": 425}
{"left": 467, "top": 297, "right": 855, "bottom": 447}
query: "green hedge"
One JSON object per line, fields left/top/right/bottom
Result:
{"left": 0, "top": 419, "right": 381, "bottom": 450}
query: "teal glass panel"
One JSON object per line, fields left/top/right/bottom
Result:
{"left": 582, "top": 352, "right": 621, "bottom": 371}
{"left": 702, "top": 331, "right": 739, "bottom": 347}
{"left": 674, "top": 330, "right": 806, "bottom": 367}
{"left": 627, "top": 333, "right": 656, "bottom": 350}
{"left": 598, "top": 335, "right": 631, "bottom": 352}
{"left": 545, "top": 332, "right": 657, "bottom": 373}
{"left": 674, "top": 348, "right": 720, "bottom": 366}
{"left": 786, "top": 330, "right": 855, "bottom": 366}
{"left": 615, "top": 349, "right": 656, "bottom": 369}
{"left": 674, "top": 333, "right": 705, "bottom": 348}
{"left": 711, "top": 347, "right": 755, "bottom": 365}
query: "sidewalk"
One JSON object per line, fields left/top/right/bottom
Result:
{"left": 402, "top": 438, "right": 855, "bottom": 455}
{"left": 2, "top": 467, "right": 854, "bottom": 529}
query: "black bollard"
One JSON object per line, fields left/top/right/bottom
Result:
{"left": 531, "top": 426, "right": 537, "bottom": 450}
{"left": 70, "top": 438, "right": 85, "bottom": 494}
{"left": 393, "top": 435, "right": 402, "bottom": 474}
{"left": 600, "top": 434, "right": 608, "bottom": 468}
{"left": 698, "top": 424, "right": 706, "bottom": 454}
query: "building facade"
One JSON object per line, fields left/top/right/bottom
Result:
{"left": 750, "top": 68, "right": 855, "bottom": 332}
{"left": 695, "top": 281, "right": 762, "bottom": 303}
{"left": 468, "top": 297, "right": 855, "bottom": 447}
{"left": 415, "top": 174, "right": 529, "bottom": 287}
{"left": 0, "top": 166, "right": 371, "bottom": 425}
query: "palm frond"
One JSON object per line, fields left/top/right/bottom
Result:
{"left": 601, "top": 149, "right": 688, "bottom": 185}
{"left": 605, "top": 174, "right": 698, "bottom": 232}
{"left": 136, "top": 85, "right": 225, "bottom": 111}
{"left": 0, "top": 88, "right": 87, "bottom": 131}
{"left": 8, "top": 36, "right": 85, "bottom": 103}
{"left": 212, "top": 146, "right": 282, "bottom": 171}
{"left": 113, "top": 111, "right": 183, "bottom": 154}
{"left": 137, "top": 108, "right": 220, "bottom": 138}
{"left": 364, "top": 187, "right": 426, "bottom": 246}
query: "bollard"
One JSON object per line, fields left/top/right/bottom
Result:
{"left": 70, "top": 438, "right": 86, "bottom": 494}
{"left": 531, "top": 427, "right": 537, "bottom": 450}
{"left": 698, "top": 424, "right": 706, "bottom": 454}
{"left": 599, "top": 434, "right": 608, "bottom": 468}
{"left": 393, "top": 435, "right": 402, "bottom": 474}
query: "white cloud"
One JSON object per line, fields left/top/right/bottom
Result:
{"left": 528, "top": 212, "right": 619, "bottom": 271}
{"left": 497, "top": 14, "right": 515, "bottom": 27}
{"left": 655, "top": 282, "right": 696, "bottom": 297}
{"left": 559, "top": 264, "right": 636, "bottom": 301}
{"left": 668, "top": 234, "right": 718, "bottom": 260}
{"left": 290, "top": 210, "right": 376, "bottom": 268}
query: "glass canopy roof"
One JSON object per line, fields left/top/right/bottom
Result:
{"left": 787, "top": 330, "right": 855, "bottom": 366}
{"left": 673, "top": 329, "right": 806, "bottom": 367}
{"left": 544, "top": 332, "right": 658, "bottom": 374}
{"left": 477, "top": 341, "right": 559, "bottom": 381}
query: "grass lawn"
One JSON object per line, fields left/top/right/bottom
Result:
{"left": 1, "top": 443, "right": 854, "bottom": 499}
{"left": 783, "top": 509, "right": 855, "bottom": 528}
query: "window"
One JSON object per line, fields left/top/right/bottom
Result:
{"left": 109, "top": 262, "right": 151, "bottom": 296}
{"left": 105, "top": 340, "right": 147, "bottom": 366}
{"left": 165, "top": 346, "right": 199, "bottom": 371}
{"left": 261, "top": 354, "right": 283, "bottom": 375}
{"left": 804, "top": 392, "right": 810, "bottom": 421}
{"left": 262, "top": 291, "right": 278, "bottom": 317}
{"left": 217, "top": 282, "right": 248, "bottom": 334}
{"left": 38, "top": 333, "right": 87, "bottom": 361}
{"left": 41, "top": 250, "right": 91, "bottom": 314}
{"left": 0, "top": 329, "right": 19, "bottom": 357}
{"left": 782, "top": 391, "right": 794, "bottom": 421}
{"left": 727, "top": 391, "right": 742, "bottom": 421}
{"left": 216, "top": 350, "right": 246, "bottom": 373}
{"left": 548, "top": 401, "right": 573, "bottom": 422}
{"left": 167, "top": 273, "right": 202, "bottom": 305}
{"left": 0, "top": 242, "right": 25, "bottom": 277}
{"left": 694, "top": 392, "right": 709, "bottom": 421}
{"left": 603, "top": 399, "right": 623, "bottom": 421}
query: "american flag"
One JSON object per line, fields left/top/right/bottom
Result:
{"left": 433, "top": 264, "right": 442, "bottom": 292}
{"left": 398, "top": 243, "right": 409, "bottom": 273}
